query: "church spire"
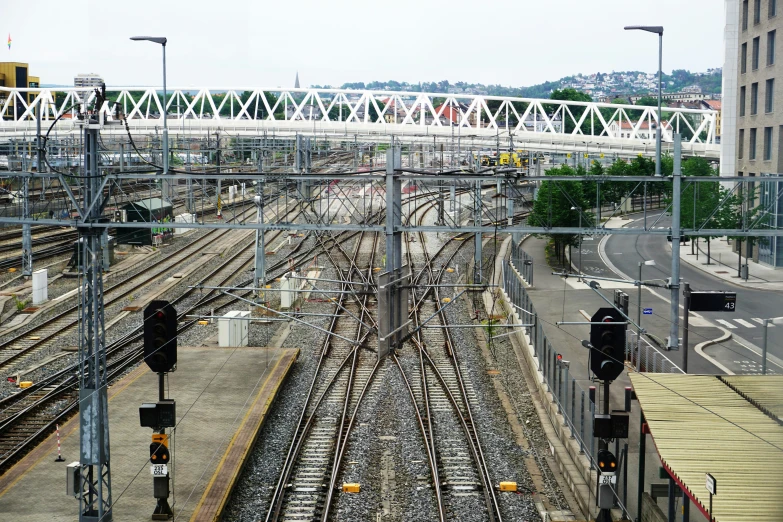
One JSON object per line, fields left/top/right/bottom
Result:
{"left": 294, "top": 71, "right": 300, "bottom": 89}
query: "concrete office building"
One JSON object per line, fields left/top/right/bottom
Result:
{"left": 732, "top": 0, "right": 783, "bottom": 266}
{"left": 74, "top": 73, "right": 104, "bottom": 88}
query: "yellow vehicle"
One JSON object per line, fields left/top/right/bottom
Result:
{"left": 472, "top": 151, "right": 498, "bottom": 167}
{"left": 472, "top": 151, "right": 530, "bottom": 168}
{"left": 498, "top": 152, "right": 529, "bottom": 168}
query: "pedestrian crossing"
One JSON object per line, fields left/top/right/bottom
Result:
{"left": 714, "top": 318, "right": 776, "bottom": 330}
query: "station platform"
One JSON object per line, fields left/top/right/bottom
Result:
{"left": 0, "top": 345, "right": 298, "bottom": 522}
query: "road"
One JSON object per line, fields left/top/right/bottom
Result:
{"left": 600, "top": 213, "right": 783, "bottom": 375}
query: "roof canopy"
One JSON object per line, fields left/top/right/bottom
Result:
{"left": 630, "top": 373, "right": 783, "bottom": 522}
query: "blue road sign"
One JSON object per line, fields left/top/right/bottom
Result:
{"left": 643, "top": 308, "right": 653, "bottom": 315}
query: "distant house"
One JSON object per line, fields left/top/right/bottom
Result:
{"left": 700, "top": 99, "right": 722, "bottom": 137}
{"left": 608, "top": 120, "right": 671, "bottom": 140}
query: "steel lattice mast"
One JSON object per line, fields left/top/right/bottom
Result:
{"left": 77, "top": 122, "right": 113, "bottom": 522}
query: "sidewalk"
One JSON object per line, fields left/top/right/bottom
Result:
{"left": 673, "top": 236, "right": 783, "bottom": 290}
{"left": 602, "top": 214, "right": 783, "bottom": 289}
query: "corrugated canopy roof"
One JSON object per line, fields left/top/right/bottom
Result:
{"left": 629, "top": 373, "right": 783, "bottom": 522}
{"left": 722, "top": 375, "right": 783, "bottom": 423}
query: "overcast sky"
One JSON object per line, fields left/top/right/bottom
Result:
{"left": 3, "top": 0, "right": 725, "bottom": 89}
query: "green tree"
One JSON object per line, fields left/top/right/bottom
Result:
{"left": 667, "top": 157, "right": 737, "bottom": 262}
{"left": 529, "top": 164, "right": 594, "bottom": 265}
{"left": 548, "top": 88, "right": 592, "bottom": 134}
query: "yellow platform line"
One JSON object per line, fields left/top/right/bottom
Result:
{"left": 189, "top": 348, "right": 298, "bottom": 522}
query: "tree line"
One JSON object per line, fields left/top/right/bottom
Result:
{"left": 529, "top": 156, "right": 755, "bottom": 266}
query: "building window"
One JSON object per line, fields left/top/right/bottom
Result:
{"left": 740, "top": 85, "right": 747, "bottom": 116}
{"left": 755, "top": 0, "right": 762, "bottom": 23}
{"left": 744, "top": 0, "right": 750, "bottom": 29}
{"left": 772, "top": 0, "right": 778, "bottom": 17}
{"left": 766, "top": 78, "right": 775, "bottom": 112}
{"left": 750, "top": 128, "right": 758, "bottom": 159}
{"left": 751, "top": 82, "right": 759, "bottom": 114}
{"left": 740, "top": 129, "right": 746, "bottom": 158}
{"left": 769, "top": 31, "right": 778, "bottom": 66}
{"left": 742, "top": 42, "right": 748, "bottom": 73}
{"left": 753, "top": 37, "right": 761, "bottom": 69}
{"left": 749, "top": 173, "right": 756, "bottom": 206}
{"left": 764, "top": 126, "right": 773, "bottom": 160}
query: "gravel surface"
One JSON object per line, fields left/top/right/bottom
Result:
{"left": 223, "top": 224, "right": 567, "bottom": 521}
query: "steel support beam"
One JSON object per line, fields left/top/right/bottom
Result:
{"left": 254, "top": 183, "right": 266, "bottom": 293}
{"left": 379, "top": 144, "right": 405, "bottom": 359}
{"left": 474, "top": 180, "right": 482, "bottom": 284}
{"left": 668, "top": 134, "right": 682, "bottom": 350}
{"left": 78, "top": 124, "right": 112, "bottom": 522}
{"left": 21, "top": 174, "right": 31, "bottom": 277}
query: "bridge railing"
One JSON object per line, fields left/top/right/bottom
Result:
{"left": 0, "top": 86, "right": 718, "bottom": 147}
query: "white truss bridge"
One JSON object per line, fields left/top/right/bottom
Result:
{"left": 0, "top": 86, "right": 719, "bottom": 157}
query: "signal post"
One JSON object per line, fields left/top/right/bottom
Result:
{"left": 140, "top": 300, "right": 178, "bottom": 520}
{"left": 588, "top": 307, "right": 629, "bottom": 522}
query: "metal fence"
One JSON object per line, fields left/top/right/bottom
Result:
{"left": 503, "top": 242, "right": 686, "bottom": 517}
{"left": 626, "top": 331, "right": 684, "bottom": 374}
{"left": 503, "top": 252, "right": 636, "bottom": 515}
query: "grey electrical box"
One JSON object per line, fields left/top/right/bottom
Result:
{"left": 598, "top": 483, "right": 614, "bottom": 509}
{"left": 153, "top": 476, "right": 170, "bottom": 499}
{"left": 67, "top": 462, "right": 81, "bottom": 497}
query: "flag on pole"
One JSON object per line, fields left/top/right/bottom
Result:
{"left": 6, "top": 34, "right": 10, "bottom": 50}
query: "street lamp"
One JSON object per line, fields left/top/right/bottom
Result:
{"left": 130, "top": 36, "right": 168, "bottom": 175}
{"left": 761, "top": 317, "right": 783, "bottom": 374}
{"left": 570, "top": 206, "right": 583, "bottom": 273}
{"left": 624, "top": 25, "right": 663, "bottom": 177}
{"left": 636, "top": 260, "right": 656, "bottom": 347}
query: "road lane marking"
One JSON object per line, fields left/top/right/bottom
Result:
{"left": 716, "top": 319, "right": 737, "bottom": 329}
{"left": 734, "top": 318, "right": 756, "bottom": 328}
{"left": 752, "top": 318, "right": 776, "bottom": 327}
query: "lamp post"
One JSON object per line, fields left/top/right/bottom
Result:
{"left": 130, "top": 36, "right": 168, "bottom": 175}
{"left": 570, "top": 206, "right": 583, "bottom": 273}
{"left": 624, "top": 25, "right": 663, "bottom": 177}
{"left": 761, "top": 317, "right": 783, "bottom": 374}
{"left": 637, "top": 260, "right": 656, "bottom": 362}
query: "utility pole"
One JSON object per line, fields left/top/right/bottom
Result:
{"left": 668, "top": 134, "right": 682, "bottom": 350}
{"left": 474, "top": 179, "right": 482, "bottom": 284}
{"left": 78, "top": 122, "right": 113, "bottom": 522}
{"left": 379, "top": 143, "right": 405, "bottom": 359}
{"left": 682, "top": 282, "right": 691, "bottom": 372}
{"left": 21, "top": 172, "right": 31, "bottom": 278}
{"left": 254, "top": 187, "right": 265, "bottom": 294}
{"left": 215, "top": 132, "right": 221, "bottom": 218}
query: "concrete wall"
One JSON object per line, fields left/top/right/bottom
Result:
{"left": 722, "top": 0, "right": 739, "bottom": 176}
{"left": 641, "top": 492, "right": 667, "bottom": 522}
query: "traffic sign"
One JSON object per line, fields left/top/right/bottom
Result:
{"left": 643, "top": 308, "right": 653, "bottom": 315}
{"left": 705, "top": 473, "right": 716, "bottom": 495}
{"left": 599, "top": 474, "right": 617, "bottom": 485}
{"left": 689, "top": 292, "right": 737, "bottom": 312}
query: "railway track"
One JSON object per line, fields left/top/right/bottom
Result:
{"left": 266, "top": 227, "right": 382, "bottom": 522}
{"left": 0, "top": 202, "right": 393, "bottom": 475}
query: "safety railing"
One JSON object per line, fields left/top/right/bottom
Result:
{"left": 502, "top": 253, "right": 635, "bottom": 517}
{"left": 626, "top": 331, "right": 684, "bottom": 374}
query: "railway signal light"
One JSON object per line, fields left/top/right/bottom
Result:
{"left": 597, "top": 449, "right": 617, "bottom": 475}
{"left": 589, "top": 307, "right": 626, "bottom": 381}
{"left": 144, "top": 300, "right": 177, "bottom": 373}
{"left": 149, "top": 434, "right": 170, "bottom": 464}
